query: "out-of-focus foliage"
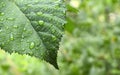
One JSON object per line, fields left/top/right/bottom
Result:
{"left": 0, "top": 0, "right": 120, "bottom": 75}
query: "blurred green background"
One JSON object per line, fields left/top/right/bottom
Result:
{"left": 1, "top": 0, "right": 120, "bottom": 75}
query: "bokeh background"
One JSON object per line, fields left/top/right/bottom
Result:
{"left": 1, "top": 0, "right": 120, "bottom": 75}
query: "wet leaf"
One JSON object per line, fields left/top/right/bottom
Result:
{"left": 0, "top": 0, "right": 66, "bottom": 69}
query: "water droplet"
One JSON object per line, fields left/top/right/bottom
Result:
{"left": 29, "top": 42, "right": 35, "bottom": 49}
{"left": 23, "top": 28, "right": 26, "bottom": 31}
{"left": 38, "top": 20, "right": 44, "bottom": 25}
{"left": 0, "top": 12, "right": 4, "bottom": 16}
{"left": 7, "top": 18, "right": 15, "bottom": 21}
{"left": 13, "top": 25, "right": 18, "bottom": 28}
{"left": 36, "top": 12, "right": 43, "bottom": 16}
{"left": 10, "top": 33, "right": 14, "bottom": 41}
{"left": 52, "top": 36, "right": 57, "bottom": 41}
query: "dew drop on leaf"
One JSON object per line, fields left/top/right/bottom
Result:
{"left": 10, "top": 33, "right": 14, "bottom": 41}
{"left": 6, "top": 18, "right": 15, "bottom": 21}
{"left": 29, "top": 42, "right": 35, "bottom": 49}
{"left": 38, "top": 20, "right": 44, "bottom": 25}
{"left": 13, "top": 25, "right": 18, "bottom": 28}
{"left": 36, "top": 12, "right": 43, "bottom": 16}
{"left": 23, "top": 28, "right": 26, "bottom": 31}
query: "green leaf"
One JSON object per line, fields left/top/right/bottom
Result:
{"left": 0, "top": 0, "right": 66, "bottom": 69}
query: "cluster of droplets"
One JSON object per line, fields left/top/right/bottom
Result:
{"left": 0, "top": 1, "right": 66, "bottom": 67}
{"left": 0, "top": 1, "right": 44, "bottom": 58}
{"left": 36, "top": 11, "right": 45, "bottom": 26}
{"left": 29, "top": 42, "right": 35, "bottom": 49}
{"left": 0, "top": 12, "right": 4, "bottom": 21}
{"left": 0, "top": 2, "right": 6, "bottom": 21}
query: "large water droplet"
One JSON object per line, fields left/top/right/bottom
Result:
{"left": 29, "top": 42, "right": 35, "bottom": 49}
{"left": 6, "top": 18, "right": 15, "bottom": 21}
{"left": 10, "top": 33, "right": 14, "bottom": 41}
{"left": 36, "top": 12, "right": 43, "bottom": 16}
{"left": 13, "top": 25, "right": 18, "bottom": 28}
{"left": 38, "top": 20, "right": 44, "bottom": 26}
{"left": 23, "top": 28, "right": 26, "bottom": 31}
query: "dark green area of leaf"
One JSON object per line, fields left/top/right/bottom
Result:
{"left": 0, "top": 0, "right": 66, "bottom": 69}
